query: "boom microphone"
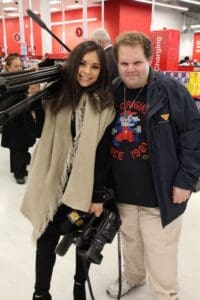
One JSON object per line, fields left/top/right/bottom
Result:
{"left": 26, "top": 9, "right": 71, "bottom": 53}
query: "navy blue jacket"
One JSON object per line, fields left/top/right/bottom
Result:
{"left": 114, "top": 68, "right": 200, "bottom": 227}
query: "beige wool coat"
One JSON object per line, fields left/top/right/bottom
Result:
{"left": 20, "top": 94, "right": 115, "bottom": 240}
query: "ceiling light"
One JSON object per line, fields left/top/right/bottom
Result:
{"left": 182, "top": 24, "right": 187, "bottom": 30}
{"left": 50, "top": 7, "right": 60, "bottom": 12}
{"left": 66, "top": 4, "right": 82, "bottom": 10}
{"left": 191, "top": 24, "right": 200, "bottom": 29}
{"left": 178, "top": 0, "right": 200, "bottom": 5}
{"left": 51, "top": 17, "right": 97, "bottom": 26}
{"left": 6, "top": 13, "right": 19, "bottom": 17}
{"left": 3, "top": 7, "right": 18, "bottom": 11}
{"left": 2, "top": 0, "right": 15, "bottom": 3}
{"left": 135, "top": 0, "right": 189, "bottom": 12}
{"left": 50, "top": 0, "right": 61, "bottom": 4}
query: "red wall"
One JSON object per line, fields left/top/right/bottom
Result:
{"left": 118, "top": 0, "right": 151, "bottom": 36}
{"left": 51, "top": 7, "right": 102, "bottom": 52}
{"left": 192, "top": 33, "right": 200, "bottom": 61}
{"left": 0, "top": 0, "right": 151, "bottom": 57}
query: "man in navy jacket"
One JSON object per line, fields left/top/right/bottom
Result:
{"left": 107, "top": 32, "right": 200, "bottom": 299}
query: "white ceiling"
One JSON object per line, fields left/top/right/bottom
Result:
{"left": 0, "top": 0, "right": 109, "bottom": 18}
{"left": 0, "top": 0, "right": 199, "bottom": 19}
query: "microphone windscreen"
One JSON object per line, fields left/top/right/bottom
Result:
{"left": 27, "top": 9, "right": 47, "bottom": 29}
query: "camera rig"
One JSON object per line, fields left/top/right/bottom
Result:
{"left": 0, "top": 65, "right": 63, "bottom": 125}
{"left": 0, "top": 8, "right": 69, "bottom": 126}
{"left": 55, "top": 188, "right": 121, "bottom": 265}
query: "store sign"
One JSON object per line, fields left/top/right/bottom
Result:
{"left": 151, "top": 30, "right": 180, "bottom": 71}
{"left": 76, "top": 27, "right": 83, "bottom": 37}
{"left": 13, "top": 32, "right": 21, "bottom": 42}
{"left": 153, "top": 36, "right": 163, "bottom": 71}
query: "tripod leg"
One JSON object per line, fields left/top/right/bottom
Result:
{"left": 73, "top": 248, "right": 90, "bottom": 300}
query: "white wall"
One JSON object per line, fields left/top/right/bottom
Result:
{"left": 180, "top": 32, "right": 194, "bottom": 59}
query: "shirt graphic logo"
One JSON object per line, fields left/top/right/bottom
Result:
{"left": 112, "top": 112, "right": 141, "bottom": 147}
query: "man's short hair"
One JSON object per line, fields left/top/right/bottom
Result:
{"left": 113, "top": 31, "right": 153, "bottom": 62}
{"left": 90, "top": 28, "right": 111, "bottom": 43}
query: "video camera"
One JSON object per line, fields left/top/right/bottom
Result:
{"left": 55, "top": 188, "right": 121, "bottom": 265}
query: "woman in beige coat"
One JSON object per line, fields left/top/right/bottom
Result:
{"left": 20, "top": 40, "right": 115, "bottom": 300}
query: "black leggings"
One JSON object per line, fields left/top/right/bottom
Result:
{"left": 34, "top": 205, "right": 90, "bottom": 298}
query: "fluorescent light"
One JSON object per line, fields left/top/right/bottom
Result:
{"left": 50, "top": 0, "right": 61, "bottom": 4}
{"left": 135, "top": 0, "right": 189, "bottom": 12}
{"left": 66, "top": 4, "right": 83, "bottom": 10}
{"left": 182, "top": 24, "right": 187, "bottom": 31}
{"left": 50, "top": 7, "right": 60, "bottom": 12}
{"left": 51, "top": 17, "right": 97, "bottom": 26}
{"left": 2, "top": 0, "right": 15, "bottom": 3}
{"left": 3, "top": 7, "right": 18, "bottom": 11}
{"left": 178, "top": 0, "right": 200, "bottom": 5}
{"left": 191, "top": 24, "right": 200, "bottom": 29}
{"left": 6, "top": 13, "right": 19, "bottom": 17}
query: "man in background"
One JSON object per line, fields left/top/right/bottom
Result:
{"left": 91, "top": 28, "right": 118, "bottom": 80}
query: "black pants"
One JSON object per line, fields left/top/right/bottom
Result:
{"left": 34, "top": 205, "right": 90, "bottom": 299}
{"left": 10, "top": 148, "right": 30, "bottom": 178}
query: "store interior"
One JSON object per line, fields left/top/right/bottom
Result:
{"left": 0, "top": 145, "right": 199, "bottom": 300}
{"left": 0, "top": 1, "right": 200, "bottom": 300}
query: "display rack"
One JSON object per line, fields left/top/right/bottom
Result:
{"left": 162, "top": 71, "right": 200, "bottom": 112}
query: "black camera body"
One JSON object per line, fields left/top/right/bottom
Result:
{"left": 55, "top": 189, "right": 121, "bottom": 265}
{"left": 76, "top": 208, "right": 121, "bottom": 264}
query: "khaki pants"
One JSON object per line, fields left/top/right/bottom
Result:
{"left": 118, "top": 204, "right": 182, "bottom": 300}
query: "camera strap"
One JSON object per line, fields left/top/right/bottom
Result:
{"left": 117, "top": 229, "right": 122, "bottom": 300}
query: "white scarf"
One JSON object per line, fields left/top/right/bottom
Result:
{"left": 20, "top": 94, "right": 115, "bottom": 240}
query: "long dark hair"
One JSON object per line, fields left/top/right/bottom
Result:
{"left": 50, "top": 40, "right": 114, "bottom": 113}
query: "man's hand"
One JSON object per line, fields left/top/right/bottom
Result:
{"left": 89, "top": 203, "right": 103, "bottom": 217}
{"left": 172, "top": 186, "right": 191, "bottom": 204}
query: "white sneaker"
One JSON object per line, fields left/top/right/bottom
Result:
{"left": 106, "top": 277, "right": 145, "bottom": 298}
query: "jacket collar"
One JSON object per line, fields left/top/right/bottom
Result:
{"left": 146, "top": 68, "right": 168, "bottom": 119}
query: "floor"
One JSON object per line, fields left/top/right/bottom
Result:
{"left": 0, "top": 140, "right": 200, "bottom": 300}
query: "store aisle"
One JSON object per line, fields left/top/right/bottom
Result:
{"left": 0, "top": 141, "right": 200, "bottom": 300}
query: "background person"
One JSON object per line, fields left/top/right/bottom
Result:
{"left": 1, "top": 53, "right": 36, "bottom": 184}
{"left": 90, "top": 28, "right": 119, "bottom": 80}
{"left": 179, "top": 55, "right": 190, "bottom": 65}
{"left": 20, "top": 40, "right": 115, "bottom": 300}
{"left": 106, "top": 32, "right": 200, "bottom": 299}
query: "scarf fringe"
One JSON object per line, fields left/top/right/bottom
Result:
{"left": 31, "top": 199, "right": 62, "bottom": 242}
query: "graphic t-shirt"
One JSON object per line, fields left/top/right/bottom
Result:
{"left": 111, "top": 83, "right": 157, "bottom": 207}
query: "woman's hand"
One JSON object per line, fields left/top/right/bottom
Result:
{"left": 89, "top": 202, "right": 103, "bottom": 217}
